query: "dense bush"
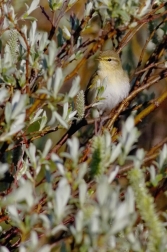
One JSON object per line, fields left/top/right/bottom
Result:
{"left": 0, "top": 0, "right": 167, "bottom": 251}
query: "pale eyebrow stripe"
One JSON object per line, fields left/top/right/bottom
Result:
{"left": 104, "top": 57, "right": 119, "bottom": 62}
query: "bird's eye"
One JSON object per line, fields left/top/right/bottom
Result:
{"left": 107, "top": 58, "right": 112, "bottom": 61}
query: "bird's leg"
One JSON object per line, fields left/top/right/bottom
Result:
{"left": 98, "top": 115, "right": 110, "bottom": 134}
{"left": 94, "top": 111, "right": 109, "bottom": 135}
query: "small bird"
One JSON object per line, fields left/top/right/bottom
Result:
{"left": 85, "top": 50, "right": 130, "bottom": 117}
{"left": 48, "top": 50, "right": 130, "bottom": 156}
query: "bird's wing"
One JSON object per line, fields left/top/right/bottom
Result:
{"left": 85, "top": 71, "right": 98, "bottom": 106}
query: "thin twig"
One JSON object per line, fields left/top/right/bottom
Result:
{"left": 134, "top": 91, "right": 167, "bottom": 125}
{"left": 118, "top": 153, "right": 158, "bottom": 174}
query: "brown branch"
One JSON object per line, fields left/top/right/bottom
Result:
{"left": 118, "top": 153, "right": 158, "bottom": 174}
{"left": 135, "top": 61, "right": 165, "bottom": 74}
{"left": 118, "top": 23, "right": 144, "bottom": 53}
{"left": 26, "top": 93, "right": 46, "bottom": 119}
{"left": 147, "top": 136, "right": 167, "bottom": 156}
{"left": 134, "top": 90, "right": 167, "bottom": 125}
{"left": 40, "top": 6, "right": 53, "bottom": 25}
{"left": 15, "top": 26, "right": 30, "bottom": 84}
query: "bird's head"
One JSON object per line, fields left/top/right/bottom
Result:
{"left": 97, "top": 50, "right": 122, "bottom": 71}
